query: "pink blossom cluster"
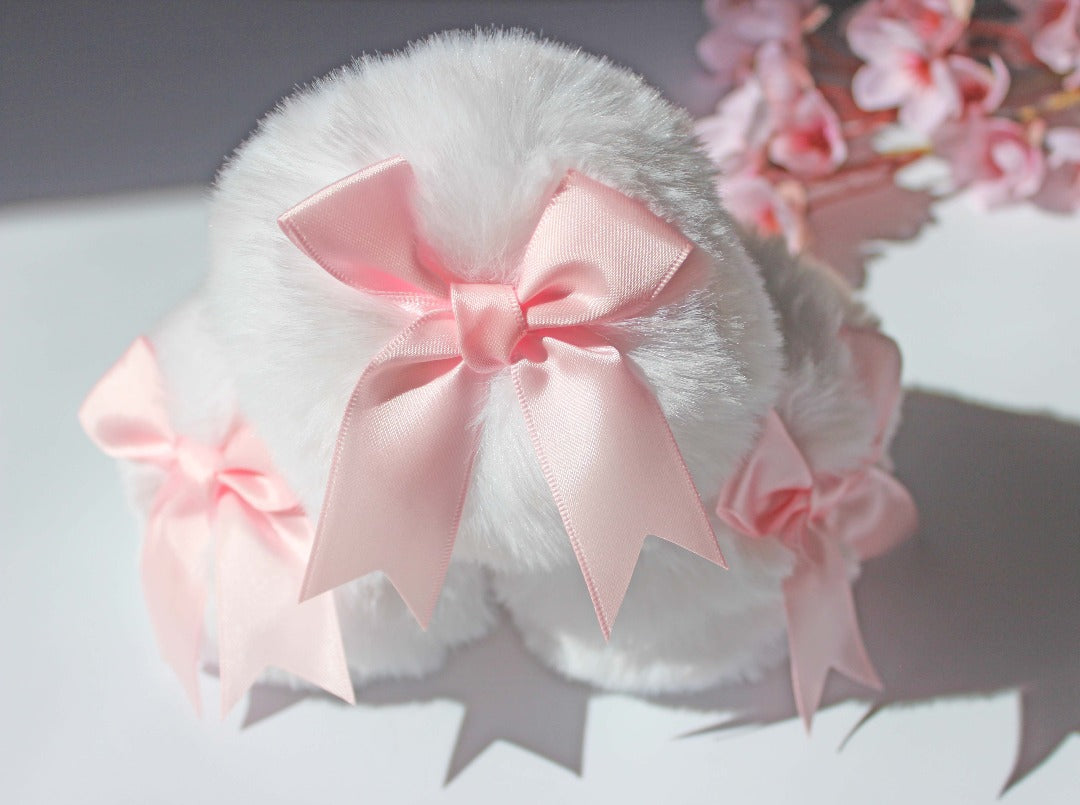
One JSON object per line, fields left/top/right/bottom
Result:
{"left": 1014, "top": 0, "right": 1080, "bottom": 88}
{"left": 695, "top": 0, "right": 1080, "bottom": 282}
{"left": 697, "top": 1, "right": 839, "bottom": 252}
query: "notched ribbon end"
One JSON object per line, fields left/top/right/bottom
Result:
{"left": 676, "top": 521, "right": 729, "bottom": 572}
{"left": 296, "top": 565, "right": 328, "bottom": 604}
{"left": 182, "top": 674, "right": 203, "bottom": 719}
{"left": 582, "top": 578, "right": 618, "bottom": 642}
{"left": 703, "top": 533, "right": 728, "bottom": 571}
{"left": 295, "top": 534, "right": 353, "bottom": 604}
{"left": 336, "top": 680, "right": 358, "bottom": 706}
{"left": 276, "top": 213, "right": 295, "bottom": 242}
{"left": 597, "top": 615, "right": 613, "bottom": 643}
{"left": 392, "top": 581, "right": 439, "bottom": 633}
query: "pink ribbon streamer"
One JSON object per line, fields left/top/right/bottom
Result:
{"left": 716, "top": 327, "right": 918, "bottom": 727}
{"left": 279, "top": 157, "right": 724, "bottom": 637}
{"left": 79, "top": 338, "right": 354, "bottom": 715}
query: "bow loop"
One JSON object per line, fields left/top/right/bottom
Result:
{"left": 516, "top": 172, "right": 695, "bottom": 329}
{"left": 828, "top": 467, "right": 919, "bottom": 561}
{"left": 79, "top": 337, "right": 176, "bottom": 466}
{"left": 278, "top": 157, "right": 448, "bottom": 302}
{"left": 840, "top": 326, "right": 903, "bottom": 460}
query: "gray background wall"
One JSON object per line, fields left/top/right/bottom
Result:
{"left": 2, "top": 0, "right": 725, "bottom": 204}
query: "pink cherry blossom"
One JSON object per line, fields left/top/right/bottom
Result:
{"left": 940, "top": 117, "right": 1047, "bottom": 207}
{"left": 949, "top": 54, "right": 1011, "bottom": 117}
{"left": 768, "top": 86, "right": 849, "bottom": 177}
{"left": 697, "top": 42, "right": 847, "bottom": 178}
{"left": 1013, "top": 0, "right": 1080, "bottom": 88}
{"left": 694, "top": 43, "right": 805, "bottom": 173}
{"left": 847, "top": 11, "right": 962, "bottom": 133}
{"left": 722, "top": 172, "right": 809, "bottom": 252}
{"left": 695, "top": 77, "right": 771, "bottom": 173}
{"left": 1036, "top": 126, "right": 1080, "bottom": 210}
{"left": 754, "top": 37, "right": 815, "bottom": 101}
{"left": 697, "top": 0, "right": 825, "bottom": 90}
{"left": 752, "top": 41, "right": 848, "bottom": 178}
{"left": 885, "top": 0, "right": 969, "bottom": 53}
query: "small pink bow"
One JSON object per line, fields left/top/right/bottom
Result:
{"left": 79, "top": 338, "right": 354, "bottom": 715}
{"left": 715, "top": 328, "right": 918, "bottom": 727}
{"left": 280, "top": 157, "right": 724, "bottom": 637}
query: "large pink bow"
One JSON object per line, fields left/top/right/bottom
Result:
{"left": 715, "top": 328, "right": 918, "bottom": 727}
{"left": 79, "top": 338, "right": 354, "bottom": 715}
{"left": 279, "top": 157, "right": 724, "bottom": 636}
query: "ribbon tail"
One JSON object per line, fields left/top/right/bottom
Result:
{"left": 215, "top": 496, "right": 354, "bottom": 716}
{"left": 300, "top": 315, "right": 483, "bottom": 629}
{"left": 513, "top": 339, "right": 723, "bottom": 639}
{"left": 142, "top": 482, "right": 212, "bottom": 714}
{"left": 783, "top": 532, "right": 882, "bottom": 731}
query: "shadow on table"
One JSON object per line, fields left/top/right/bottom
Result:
{"left": 666, "top": 391, "right": 1080, "bottom": 796}
{"left": 245, "top": 391, "right": 1080, "bottom": 793}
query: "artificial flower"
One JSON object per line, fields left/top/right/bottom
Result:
{"left": 722, "top": 171, "right": 810, "bottom": 252}
{"left": 949, "top": 53, "right": 1011, "bottom": 117}
{"left": 698, "top": 0, "right": 825, "bottom": 89}
{"left": 848, "top": 9, "right": 962, "bottom": 133}
{"left": 769, "top": 85, "right": 849, "bottom": 176}
{"left": 697, "top": 42, "right": 847, "bottom": 178}
{"left": 941, "top": 117, "right": 1047, "bottom": 206}
{"left": 1013, "top": 0, "right": 1080, "bottom": 88}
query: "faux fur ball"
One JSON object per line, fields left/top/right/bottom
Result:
{"left": 139, "top": 29, "right": 896, "bottom": 692}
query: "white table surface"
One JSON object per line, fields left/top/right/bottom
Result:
{"left": 1, "top": 189, "right": 1077, "bottom": 804}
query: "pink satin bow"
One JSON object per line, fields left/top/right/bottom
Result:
{"left": 715, "top": 327, "right": 918, "bottom": 728}
{"left": 79, "top": 338, "right": 354, "bottom": 715}
{"left": 279, "top": 157, "right": 724, "bottom": 637}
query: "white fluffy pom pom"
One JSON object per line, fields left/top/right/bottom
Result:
{"left": 180, "top": 29, "right": 899, "bottom": 692}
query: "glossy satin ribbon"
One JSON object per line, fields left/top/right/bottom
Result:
{"left": 279, "top": 157, "right": 724, "bottom": 637}
{"left": 79, "top": 338, "right": 354, "bottom": 715}
{"left": 715, "top": 328, "right": 918, "bottom": 727}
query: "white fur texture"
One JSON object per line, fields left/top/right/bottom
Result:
{"left": 177, "top": 29, "right": 903, "bottom": 694}
{"left": 204, "top": 30, "right": 782, "bottom": 578}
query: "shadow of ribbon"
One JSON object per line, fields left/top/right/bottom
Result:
{"left": 243, "top": 392, "right": 1080, "bottom": 792}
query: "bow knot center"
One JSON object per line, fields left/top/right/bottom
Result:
{"left": 174, "top": 437, "right": 222, "bottom": 488}
{"left": 450, "top": 283, "right": 527, "bottom": 373}
{"left": 773, "top": 475, "right": 856, "bottom": 555}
